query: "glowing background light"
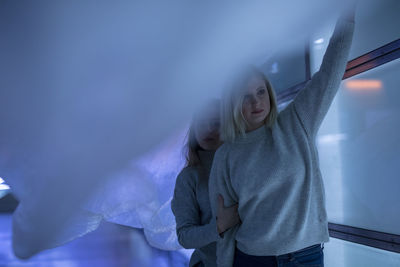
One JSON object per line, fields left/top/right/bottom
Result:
{"left": 314, "top": 38, "right": 324, "bottom": 44}
{"left": 0, "top": 177, "right": 10, "bottom": 190}
{"left": 345, "top": 80, "right": 383, "bottom": 90}
{"left": 270, "top": 62, "right": 279, "bottom": 74}
{"left": 317, "top": 133, "right": 348, "bottom": 145}
{"left": 0, "top": 177, "right": 10, "bottom": 199}
{"left": 0, "top": 184, "right": 10, "bottom": 190}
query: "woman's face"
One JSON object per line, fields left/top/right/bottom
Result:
{"left": 194, "top": 104, "right": 222, "bottom": 151}
{"left": 241, "top": 74, "right": 270, "bottom": 132}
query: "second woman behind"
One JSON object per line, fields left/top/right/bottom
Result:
{"left": 171, "top": 99, "right": 241, "bottom": 267}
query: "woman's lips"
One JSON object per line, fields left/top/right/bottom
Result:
{"left": 252, "top": 109, "right": 264, "bottom": 114}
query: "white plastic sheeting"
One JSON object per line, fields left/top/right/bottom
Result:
{"left": 85, "top": 128, "right": 188, "bottom": 250}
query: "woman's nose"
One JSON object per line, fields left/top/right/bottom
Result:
{"left": 250, "top": 96, "right": 258, "bottom": 105}
{"left": 208, "top": 122, "right": 219, "bottom": 133}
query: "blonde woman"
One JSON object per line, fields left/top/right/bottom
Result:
{"left": 209, "top": 11, "right": 355, "bottom": 267}
{"left": 172, "top": 100, "right": 241, "bottom": 267}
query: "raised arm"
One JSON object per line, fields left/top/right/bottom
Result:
{"left": 209, "top": 147, "right": 239, "bottom": 267}
{"left": 293, "top": 11, "right": 355, "bottom": 139}
{"left": 171, "top": 168, "right": 220, "bottom": 249}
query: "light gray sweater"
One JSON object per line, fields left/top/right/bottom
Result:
{"left": 172, "top": 150, "right": 220, "bottom": 267}
{"left": 209, "top": 19, "right": 354, "bottom": 267}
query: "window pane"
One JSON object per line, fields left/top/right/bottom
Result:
{"left": 259, "top": 47, "right": 306, "bottom": 94}
{"left": 310, "top": 0, "right": 400, "bottom": 74}
{"left": 349, "top": 0, "right": 400, "bottom": 60}
{"left": 317, "top": 58, "right": 400, "bottom": 234}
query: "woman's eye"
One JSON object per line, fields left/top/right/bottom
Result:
{"left": 257, "top": 89, "right": 266, "bottom": 95}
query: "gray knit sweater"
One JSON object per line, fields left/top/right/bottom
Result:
{"left": 172, "top": 150, "right": 220, "bottom": 267}
{"left": 208, "top": 19, "right": 354, "bottom": 267}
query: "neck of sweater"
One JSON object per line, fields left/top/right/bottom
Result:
{"left": 236, "top": 124, "right": 268, "bottom": 143}
{"left": 198, "top": 150, "right": 215, "bottom": 172}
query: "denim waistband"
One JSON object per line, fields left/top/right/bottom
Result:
{"left": 235, "top": 244, "right": 323, "bottom": 260}
{"left": 276, "top": 244, "right": 323, "bottom": 260}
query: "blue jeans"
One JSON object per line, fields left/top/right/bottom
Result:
{"left": 233, "top": 244, "right": 324, "bottom": 267}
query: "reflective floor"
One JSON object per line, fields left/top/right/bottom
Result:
{"left": 1, "top": 213, "right": 399, "bottom": 267}
{"left": 325, "top": 237, "right": 400, "bottom": 267}
{"left": 0, "top": 214, "right": 190, "bottom": 267}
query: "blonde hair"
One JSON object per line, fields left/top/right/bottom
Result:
{"left": 221, "top": 66, "right": 277, "bottom": 143}
{"left": 184, "top": 99, "right": 220, "bottom": 167}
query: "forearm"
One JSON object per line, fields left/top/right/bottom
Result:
{"left": 319, "top": 17, "right": 355, "bottom": 78}
{"left": 216, "top": 226, "right": 238, "bottom": 267}
{"left": 176, "top": 218, "right": 219, "bottom": 249}
{"left": 293, "top": 17, "right": 355, "bottom": 138}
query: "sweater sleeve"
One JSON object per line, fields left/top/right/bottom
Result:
{"left": 171, "top": 168, "right": 220, "bottom": 249}
{"left": 209, "top": 146, "right": 239, "bottom": 267}
{"left": 293, "top": 18, "right": 355, "bottom": 139}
